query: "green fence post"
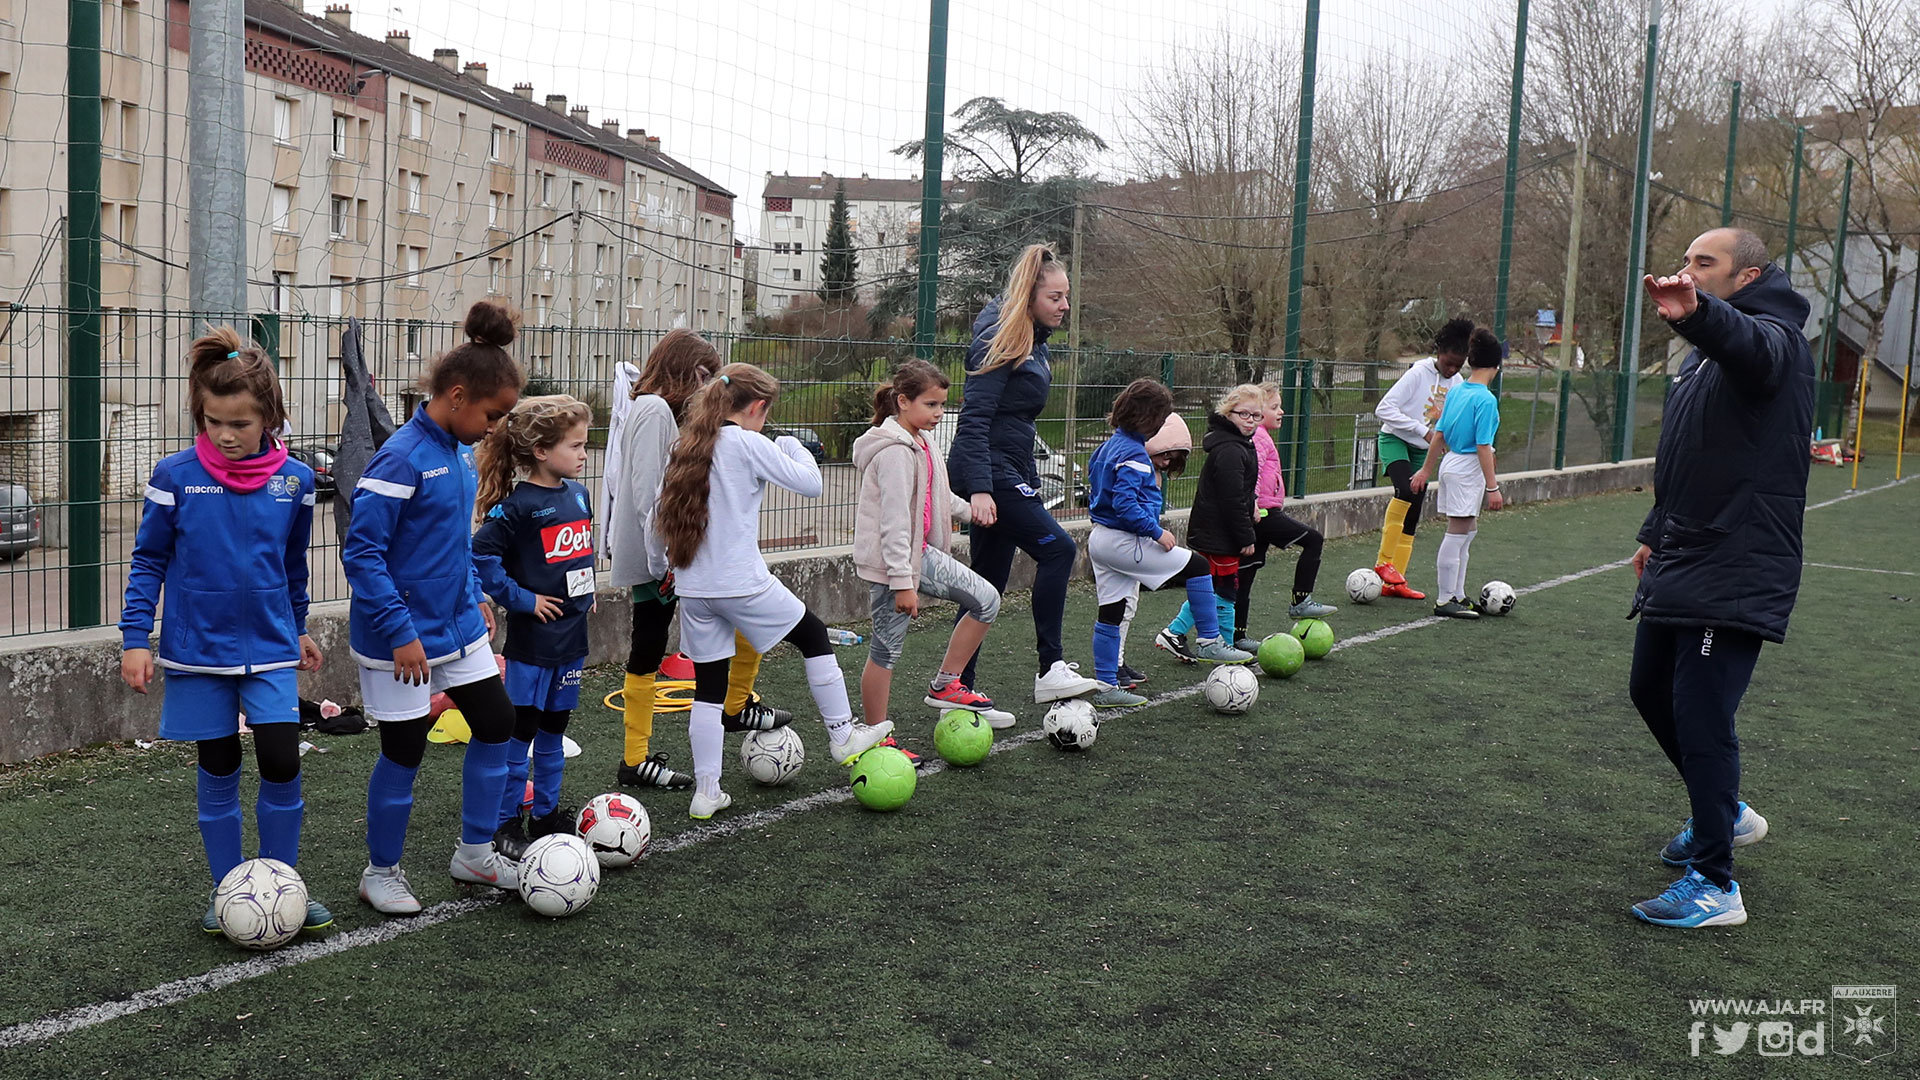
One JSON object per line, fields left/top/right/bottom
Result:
{"left": 1293, "top": 363, "right": 1314, "bottom": 495}
{"left": 1820, "top": 160, "right": 1853, "bottom": 383}
{"left": 1491, "top": 0, "right": 1531, "bottom": 399}
{"left": 1281, "top": 0, "right": 1319, "bottom": 494}
{"left": 1719, "top": 79, "right": 1741, "bottom": 227}
{"left": 1613, "top": 0, "right": 1663, "bottom": 463}
{"left": 1553, "top": 369, "right": 1571, "bottom": 469}
{"left": 1782, "top": 127, "right": 1804, "bottom": 279}
{"left": 68, "top": 0, "right": 104, "bottom": 629}
{"left": 1160, "top": 352, "right": 1175, "bottom": 386}
{"left": 912, "top": 0, "right": 950, "bottom": 360}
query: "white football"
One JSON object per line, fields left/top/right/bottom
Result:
{"left": 740, "top": 726, "right": 806, "bottom": 786}
{"left": 1042, "top": 698, "right": 1099, "bottom": 751}
{"left": 1479, "top": 580, "right": 1517, "bottom": 616}
{"left": 213, "top": 858, "right": 309, "bottom": 950}
{"left": 518, "top": 834, "right": 600, "bottom": 917}
{"left": 1204, "top": 665, "right": 1260, "bottom": 715}
{"left": 575, "top": 792, "right": 652, "bottom": 868}
{"left": 1346, "top": 567, "right": 1383, "bottom": 604}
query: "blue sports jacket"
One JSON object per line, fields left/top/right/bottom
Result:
{"left": 948, "top": 298, "right": 1053, "bottom": 497}
{"left": 119, "top": 448, "right": 316, "bottom": 674}
{"left": 1088, "top": 429, "right": 1164, "bottom": 537}
{"left": 343, "top": 409, "right": 490, "bottom": 666}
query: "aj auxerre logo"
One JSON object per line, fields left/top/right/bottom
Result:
{"left": 420, "top": 466, "right": 451, "bottom": 480}
{"left": 1686, "top": 985, "right": 1898, "bottom": 1062}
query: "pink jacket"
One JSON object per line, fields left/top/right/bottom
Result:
{"left": 1253, "top": 426, "right": 1285, "bottom": 510}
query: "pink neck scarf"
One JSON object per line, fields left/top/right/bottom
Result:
{"left": 195, "top": 433, "right": 288, "bottom": 493}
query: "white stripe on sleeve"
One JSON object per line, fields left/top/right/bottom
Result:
{"left": 355, "top": 476, "right": 416, "bottom": 499}
{"left": 144, "top": 485, "right": 176, "bottom": 506}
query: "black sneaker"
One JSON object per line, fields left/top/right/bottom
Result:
{"left": 722, "top": 696, "right": 794, "bottom": 733}
{"left": 617, "top": 753, "right": 694, "bottom": 790}
{"left": 1115, "top": 662, "right": 1147, "bottom": 690}
{"left": 1433, "top": 600, "right": 1480, "bottom": 620}
{"left": 528, "top": 805, "right": 576, "bottom": 840}
{"left": 1153, "top": 628, "right": 1199, "bottom": 664}
{"left": 493, "top": 816, "right": 532, "bottom": 862}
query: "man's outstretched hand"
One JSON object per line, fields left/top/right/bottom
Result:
{"left": 1643, "top": 273, "right": 1700, "bottom": 322}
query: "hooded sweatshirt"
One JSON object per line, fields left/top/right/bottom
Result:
{"left": 852, "top": 417, "right": 972, "bottom": 591}
{"left": 1186, "top": 413, "right": 1259, "bottom": 555}
{"left": 1374, "top": 357, "right": 1464, "bottom": 450}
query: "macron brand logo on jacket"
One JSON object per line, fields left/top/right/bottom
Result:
{"left": 183, "top": 484, "right": 226, "bottom": 495}
{"left": 420, "top": 466, "right": 451, "bottom": 480}
{"left": 541, "top": 521, "right": 594, "bottom": 563}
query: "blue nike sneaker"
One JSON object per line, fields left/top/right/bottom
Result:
{"left": 1632, "top": 869, "right": 1747, "bottom": 927}
{"left": 1660, "top": 801, "right": 1769, "bottom": 866}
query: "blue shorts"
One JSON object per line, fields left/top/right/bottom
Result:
{"left": 159, "top": 668, "right": 300, "bottom": 742}
{"left": 504, "top": 658, "right": 585, "bottom": 712}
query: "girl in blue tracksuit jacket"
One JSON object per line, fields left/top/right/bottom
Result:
{"left": 470, "top": 394, "right": 597, "bottom": 860}
{"left": 119, "top": 326, "right": 331, "bottom": 937}
{"left": 1085, "top": 380, "right": 1249, "bottom": 706}
{"left": 342, "top": 301, "right": 527, "bottom": 916}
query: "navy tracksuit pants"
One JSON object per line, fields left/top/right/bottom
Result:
{"left": 959, "top": 489, "right": 1076, "bottom": 686}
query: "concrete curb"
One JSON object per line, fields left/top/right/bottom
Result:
{"left": 0, "top": 459, "right": 1652, "bottom": 761}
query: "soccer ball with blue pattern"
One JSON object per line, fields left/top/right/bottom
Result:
{"left": 518, "top": 834, "right": 600, "bottom": 917}
{"left": 740, "top": 726, "right": 806, "bottom": 786}
{"left": 213, "top": 858, "right": 308, "bottom": 950}
{"left": 1204, "top": 665, "right": 1259, "bottom": 715}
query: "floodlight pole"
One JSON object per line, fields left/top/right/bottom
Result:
{"left": 912, "top": 0, "right": 950, "bottom": 359}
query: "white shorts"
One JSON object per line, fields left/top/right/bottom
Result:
{"left": 1435, "top": 452, "right": 1488, "bottom": 519}
{"left": 677, "top": 580, "right": 806, "bottom": 663}
{"left": 1088, "top": 524, "right": 1192, "bottom": 605}
{"left": 357, "top": 638, "right": 498, "bottom": 723}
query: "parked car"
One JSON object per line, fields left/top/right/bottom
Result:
{"left": 0, "top": 483, "right": 42, "bottom": 559}
{"left": 773, "top": 427, "right": 827, "bottom": 464}
{"left": 286, "top": 444, "right": 338, "bottom": 500}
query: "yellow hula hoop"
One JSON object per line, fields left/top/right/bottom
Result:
{"left": 602, "top": 679, "right": 698, "bottom": 714}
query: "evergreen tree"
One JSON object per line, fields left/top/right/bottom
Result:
{"left": 818, "top": 181, "right": 860, "bottom": 304}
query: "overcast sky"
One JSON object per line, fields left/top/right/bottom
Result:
{"left": 354, "top": 0, "right": 1795, "bottom": 239}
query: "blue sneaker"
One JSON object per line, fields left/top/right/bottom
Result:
{"left": 302, "top": 897, "right": 335, "bottom": 933}
{"left": 1632, "top": 869, "right": 1748, "bottom": 927}
{"left": 1660, "top": 801, "right": 1769, "bottom": 866}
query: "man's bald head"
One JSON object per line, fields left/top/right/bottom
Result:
{"left": 1681, "top": 229, "right": 1771, "bottom": 300}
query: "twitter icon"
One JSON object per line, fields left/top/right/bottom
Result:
{"left": 1692, "top": 1021, "right": 1752, "bottom": 1056}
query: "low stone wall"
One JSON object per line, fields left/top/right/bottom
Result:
{"left": 0, "top": 459, "right": 1652, "bottom": 762}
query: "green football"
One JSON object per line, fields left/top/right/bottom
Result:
{"left": 849, "top": 746, "right": 918, "bottom": 811}
{"left": 933, "top": 710, "right": 993, "bottom": 766}
{"left": 1257, "top": 632, "right": 1306, "bottom": 678}
{"left": 1291, "top": 618, "right": 1336, "bottom": 660}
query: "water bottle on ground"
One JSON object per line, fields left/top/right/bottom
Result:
{"left": 825, "top": 628, "right": 864, "bottom": 647}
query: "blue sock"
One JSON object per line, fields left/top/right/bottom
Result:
{"left": 197, "top": 766, "right": 244, "bottom": 884}
{"left": 1186, "top": 577, "right": 1221, "bottom": 640}
{"left": 366, "top": 756, "right": 419, "bottom": 868}
{"left": 1217, "top": 595, "right": 1236, "bottom": 634}
{"left": 531, "top": 730, "right": 567, "bottom": 819}
{"left": 1092, "top": 621, "right": 1123, "bottom": 686}
{"left": 460, "top": 738, "right": 510, "bottom": 846}
{"left": 1168, "top": 602, "right": 1196, "bottom": 637}
{"left": 499, "top": 737, "right": 532, "bottom": 827}
{"left": 256, "top": 775, "right": 304, "bottom": 866}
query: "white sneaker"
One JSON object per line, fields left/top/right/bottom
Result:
{"left": 450, "top": 841, "right": 520, "bottom": 892}
{"left": 827, "top": 719, "right": 896, "bottom": 765}
{"left": 689, "top": 790, "right": 733, "bottom": 820}
{"left": 1034, "top": 661, "right": 1100, "bottom": 704}
{"left": 979, "top": 705, "right": 1016, "bottom": 730}
{"left": 359, "top": 864, "right": 423, "bottom": 916}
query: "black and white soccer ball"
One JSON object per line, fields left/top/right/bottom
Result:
{"left": 1042, "top": 699, "right": 1099, "bottom": 751}
{"left": 1479, "top": 580, "right": 1517, "bottom": 616}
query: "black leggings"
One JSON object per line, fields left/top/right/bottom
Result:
{"left": 690, "top": 611, "right": 831, "bottom": 704}
{"left": 1385, "top": 458, "right": 1426, "bottom": 536}
{"left": 197, "top": 726, "right": 301, "bottom": 784}
{"left": 1096, "top": 551, "right": 1211, "bottom": 625}
{"left": 376, "top": 675, "right": 517, "bottom": 770}
{"left": 626, "top": 595, "right": 677, "bottom": 677}
{"left": 512, "top": 705, "right": 572, "bottom": 743}
{"left": 1237, "top": 512, "right": 1324, "bottom": 631}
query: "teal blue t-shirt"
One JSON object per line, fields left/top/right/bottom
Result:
{"left": 1436, "top": 381, "right": 1499, "bottom": 453}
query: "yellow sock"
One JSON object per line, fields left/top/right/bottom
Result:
{"left": 1375, "top": 498, "right": 1410, "bottom": 569}
{"left": 1394, "top": 530, "right": 1417, "bottom": 580}
{"left": 621, "top": 672, "right": 655, "bottom": 767}
{"left": 723, "top": 631, "right": 764, "bottom": 715}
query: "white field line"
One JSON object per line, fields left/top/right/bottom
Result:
{"left": 1806, "top": 473, "right": 1916, "bottom": 511}
{"left": 1803, "top": 562, "right": 1917, "bottom": 577}
{"left": 0, "top": 479, "right": 1901, "bottom": 1048}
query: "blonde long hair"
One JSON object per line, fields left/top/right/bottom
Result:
{"left": 978, "top": 244, "right": 1066, "bottom": 375}
{"left": 474, "top": 394, "right": 593, "bottom": 521}
{"left": 655, "top": 363, "right": 781, "bottom": 566}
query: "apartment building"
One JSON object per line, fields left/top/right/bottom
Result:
{"left": 758, "top": 172, "right": 964, "bottom": 310}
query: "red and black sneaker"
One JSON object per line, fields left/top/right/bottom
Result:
{"left": 922, "top": 680, "right": 995, "bottom": 712}
{"left": 1380, "top": 580, "right": 1427, "bottom": 601}
{"left": 878, "top": 736, "right": 926, "bottom": 768}
{"left": 1115, "top": 663, "right": 1147, "bottom": 690}
{"left": 1374, "top": 561, "right": 1408, "bottom": 586}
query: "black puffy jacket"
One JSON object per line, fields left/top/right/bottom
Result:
{"left": 1187, "top": 412, "right": 1258, "bottom": 556}
{"left": 1632, "top": 264, "right": 1815, "bottom": 643}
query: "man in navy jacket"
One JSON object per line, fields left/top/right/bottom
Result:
{"left": 1626, "top": 228, "right": 1814, "bottom": 929}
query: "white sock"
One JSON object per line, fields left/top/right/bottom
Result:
{"left": 689, "top": 700, "right": 725, "bottom": 798}
{"left": 1436, "top": 533, "right": 1469, "bottom": 602}
{"left": 1117, "top": 593, "right": 1138, "bottom": 664}
{"left": 806, "top": 654, "right": 855, "bottom": 742}
{"left": 1457, "top": 529, "right": 1478, "bottom": 602}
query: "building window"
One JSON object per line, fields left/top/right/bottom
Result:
{"left": 0, "top": 189, "right": 10, "bottom": 252}
{"left": 357, "top": 118, "right": 372, "bottom": 161}
{"left": 332, "top": 114, "right": 349, "bottom": 156}
{"left": 489, "top": 124, "right": 506, "bottom": 160}
{"left": 118, "top": 103, "right": 138, "bottom": 155}
{"left": 594, "top": 244, "right": 608, "bottom": 274}
{"left": 404, "top": 246, "right": 423, "bottom": 286}
{"left": 539, "top": 173, "right": 553, "bottom": 207}
{"left": 488, "top": 191, "right": 502, "bottom": 227}
{"left": 329, "top": 196, "right": 350, "bottom": 240}
{"left": 271, "top": 271, "right": 294, "bottom": 313}
{"left": 538, "top": 234, "right": 551, "bottom": 268}
{"left": 99, "top": 97, "right": 117, "bottom": 153}
{"left": 118, "top": 204, "right": 137, "bottom": 247}
{"left": 269, "top": 185, "right": 294, "bottom": 232}
{"left": 272, "top": 97, "right": 294, "bottom": 144}
{"left": 405, "top": 320, "right": 423, "bottom": 358}
{"left": 533, "top": 296, "right": 549, "bottom": 325}
{"left": 403, "top": 171, "right": 422, "bottom": 213}
{"left": 329, "top": 277, "right": 350, "bottom": 317}
{"left": 455, "top": 182, "right": 466, "bottom": 218}
{"left": 791, "top": 269, "right": 801, "bottom": 282}
{"left": 488, "top": 257, "right": 503, "bottom": 294}
{"left": 407, "top": 96, "right": 427, "bottom": 139}
{"left": 355, "top": 199, "right": 369, "bottom": 242}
